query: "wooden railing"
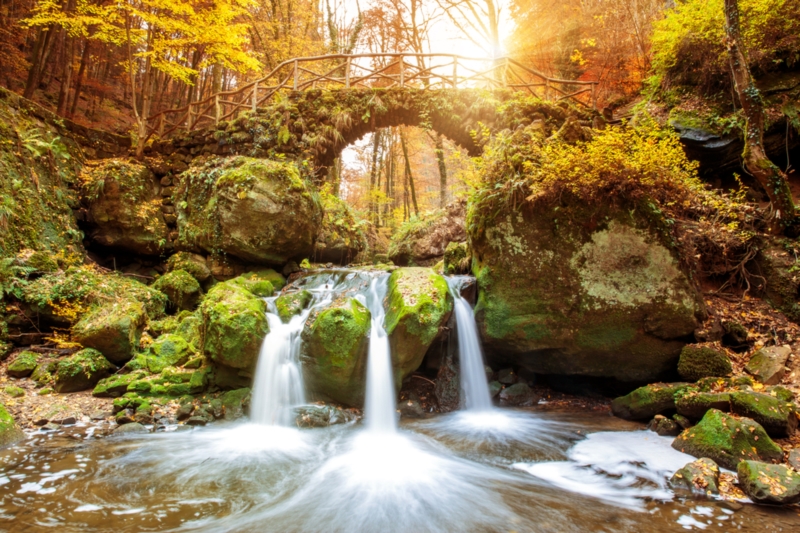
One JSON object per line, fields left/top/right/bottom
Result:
{"left": 145, "top": 53, "right": 599, "bottom": 140}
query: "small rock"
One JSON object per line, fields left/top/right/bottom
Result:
{"left": 53, "top": 416, "right": 77, "bottom": 426}
{"left": 722, "top": 321, "right": 749, "bottom": 350}
{"left": 737, "top": 461, "right": 800, "bottom": 505}
{"left": 498, "top": 383, "right": 537, "bottom": 407}
{"left": 113, "top": 422, "right": 149, "bottom": 435}
{"left": 647, "top": 415, "right": 681, "bottom": 436}
{"left": 42, "top": 423, "right": 60, "bottom": 431}
{"left": 669, "top": 458, "right": 720, "bottom": 496}
{"left": 672, "top": 414, "right": 693, "bottom": 430}
{"left": 185, "top": 416, "right": 207, "bottom": 426}
{"left": 3, "top": 386, "right": 25, "bottom": 398}
{"left": 295, "top": 404, "right": 359, "bottom": 428}
{"left": 788, "top": 449, "right": 800, "bottom": 470}
{"left": 398, "top": 393, "right": 425, "bottom": 418}
{"left": 746, "top": 345, "right": 791, "bottom": 385}
{"left": 282, "top": 261, "right": 301, "bottom": 277}
{"left": 176, "top": 403, "right": 195, "bottom": 421}
{"left": 488, "top": 381, "right": 502, "bottom": 398}
{"left": 89, "top": 411, "right": 108, "bottom": 421}
{"left": 37, "top": 387, "right": 53, "bottom": 396}
{"left": 115, "top": 410, "right": 134, "bottom": 425}
{"left": 33, "top": 419, "right": 48, "bottom": 427}
{"left": 497, "top": 368, "right": 518, "bottom": 385}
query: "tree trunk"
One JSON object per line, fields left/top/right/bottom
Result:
{"left": 400, "top": 129, "right": 419, "bottom": 217}
{"left": 23, "top": 28, "right": 48, "bottom": 99}
{"left": 724, "top": 0, "right": 796, "bottom": 232}
{"left": 69, "top": 39, "right": 90, "bottom": 116}
{"left": 434, "top": 133, "right": 448, "bottom": 208}
{"left": 57, "top": 35, "right": 75, "bottom": 116}
{"left": 369, "top": 129, "right": 381, "bottom": 220}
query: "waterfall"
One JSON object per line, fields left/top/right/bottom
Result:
{"left": 359, "top": 275, "right": 397, "bottom": 433}
{"left": 447, "top": 276, "right": 493, "bottom": 411}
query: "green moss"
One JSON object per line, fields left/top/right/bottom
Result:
{"left": 30, "top": 361, "right": 56, "bottom": 387}
{"left": 737, "top": 461, "right": 800, "bottom": 505}
{"left": 93, "top": 370, "right": 148, "bottom": 398}
{"left": 443, "top": 241, "right": 469, "bottom": 275}
{"left": 166, "top": 252, "right": 211, "bottom": 283}
{"left": 675, "top": 389, "right": 731, "bottom": 420}
{"left": 54, "top": 348, "right": 115, "bottom": 393}
{"left": 229, "top": 272, "right": 275, "bottom": 297}
{"left": 0, "top": 401, "right": 24, "bottom": 448}
{"left": 188, "top": 366, "right": 212, "bottom": 393}
{"left": 678, "top": 345, "right": 732, "bottom": 381}
{"left": 3, "top": 386, "right": 24, "bottom": 398}
{"left": 221, "top": 387, "right": 250, "bottom": 420}
{"left": 152, "top": 270, "right": 202, "bottom": 311}
{"left": 7, "top": 351, "right": 39, "bottom": 378}
{"left": 610, "top": 382, "right": 690, "bottom": 420}
{"left": 729, "top": 391, "right": 798, "bottom": 437}
{"left": 275, "top": 290, "right": 313, "bottom": 322}
{"left": 148, "top": 334, "right": 193, "bottom": 372}
{"left": 37, "top": 387, "right": 52, "bottom": 395}
{"left": 672, "top": 409, "right": 783, "bottom": 470}
{"left": 127, "top": 380, "right": 152, "bottom": 394}
{"left": 72, "top": 299, "right": 147, "bottom": 365}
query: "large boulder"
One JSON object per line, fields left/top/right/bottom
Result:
{"left": 152, "top": 270, "right": 202, "bottom": 311}
{"left": 72, "top": 299, "right": 147, "bottom": 365}
{"left": 166, "top": 252, "right": 212, "bottom": 283}
{"left": 7, "top": 351, "right": 39, "bottom": 378}
{"left": 737, "top": 461, "right": 800, "bottom": 505}
{"left": 301, "top": 298, "right": 371, "bottom": 406}
{"left": 388, "top": 200, "right": 466, "bottom": 266}
{"left": 469, "top": 197, "right": 704, "bottom": 383}
{"left": 0, "top": 402, "right": 24, "bottom": 448}
{"left": 199, "top": 280, "right": 268, "bottom": 372}
{"left": 384, "top": 268, "right": 452, "bottom": 387}
{"left": 677, "top": 345, "right": 732, "bottom": 381}
{"left": 729, "top": 391, "right": 797, "bottom": 438}
{"left": 54, "top": 348, "right": 115, "bottom": 393}
{"left": 275, "top": 290, "right": 313, "bottom": 322}
{"left": 671, "top": 409, "right": 783, "bottom": 470}
{"left": 746, "top": 345, "right": 791, "bottom": 385}
{"left": 610, "top": 382, "right": 689, "bottom": 420}
{"left": 175, "top": 157, "right": 323, "bottom": 265}
{"left": 80, "top": 158, "right": 169, "bottom": 255}
{"left": 314, "top": 190, "right": 368, "bottom": 264}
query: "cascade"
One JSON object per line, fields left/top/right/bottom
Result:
{"left": 447, "top": 276, "right": 493, "bottom": 411}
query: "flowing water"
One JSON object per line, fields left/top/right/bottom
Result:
{"left": 1, "top": 271, "right": 798, "bottom": 532}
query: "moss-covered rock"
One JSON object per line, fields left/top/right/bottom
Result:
{"left": 200, "top": 280, "right": 268, "bottom": 371}
{"left": 737, "top": 461, "right": 800, "bottom": 505}
{"left": 30, "top": 360, "right": 57, "bottom": 387}
{"left": 314, "top": 189, "right": 368, "bottom": 264}
{"left": 469, "top": 194, "right": 703, "bottom": 382}
{"left": 677, "top": 345, "right": 732, "bottom": 381}
{"left": 72, "top": 299, "right": 147, "bottom": 365}
{"left": 671, "top": 409, "right": 783, "bottom": 470}
{"left": 148, "top": 333, "right": 194, "bottom": 372}
{"left": 54, "top": 348, "right": 115, "bottom": 393}
{"left": 275, "top": 290, "right": 313, "bottom": 322}
{"left": 388, "top": 200, "right": 466, "bottom": 266}
{"left": 93, "top": 370, "right": 148, "bottom": 398}
{"left": 675, "top": 389, "right": 731, "bottom": 419}
{"left": 729, "top": 391, "right": 797, "bottom": 438}
{"left": 3, "top": 386, "right": 24, "bottom": 398}
{"left": 166, "top": 252, "right": 212, "bottom": 283}
{"left": 175, "top": 156, "right": 323, "bottom": 265}
{"left": 228, "top": 271, "right": 275, "bottom": 297}
{"left": 7, "top": 351, "right": 39, "bottom": 378}
{"left": 443, "top": 241, "right": 470, "bottom": 275}
{"left": 152, "top": 270, "right": 202, "bottom": 311}
{"left": 385, "top": 268, "right": 452, "bottom": 386}
{"left": 746, "top": 345, "right": 791, "bottom": 385}
{"left": 0, "top": 401, "right": 24, "bottom": 448}
{"left": 221, "top": 387, "right": 251, "bottom": 420}
{"left": 80, "top": 158, "right": 169, "bottom": 255}
{"left": 669, "top": 458, "right": 720, "bottom": 497}
{"left": 610, "top": 382, "right": 689, "bottom": 420}
{"left": 301, "top": 298, "right": 371, "bottom": 406}
{"left": 647, "top": 414, "right": 682, "bottom": 436}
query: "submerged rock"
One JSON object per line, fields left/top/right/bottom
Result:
{"left": 737, "top": 461, "right": 800, "bottom": 505}
{"left": 671, "top": 409, "right": 783, "bottom": 470}
{"left": 275, "top": 290, "right": 313, "bottom": 322}
{"left": 296, "top": 404, "right": 359, "bottom": 427}
{"left": 72, "top": 300, "right": 147, "bottom": 365}
{"left": 113, "top": 422, "right": 149, "bottom": 435}
{"left": 677, "top": 345, "right": 732, "bottom": 381}
{"left": 0, "top": 402, "right": 24, "bottom": 448}
{"left": 669, "top": 458, "right": 720, "bottom": 497}
{"left": 384, "top": 268, "right": 452, "bottom": 388}
{"left": 745, "top": 345, "right": 791, "bottom": 385}
{"left": 175, "top": 157, "right": 323, "bottom": 265}
{"left": 54, "top": 348, "right": 115, "bottom": 393}
{"left": 469, "top": 195, "right": 703, "bottom": 383}
{"left": 301, "top": 298, "right": 370, "bottom": 407}
{"left": 610, "top": 382, "right": 689, "bottom": 420}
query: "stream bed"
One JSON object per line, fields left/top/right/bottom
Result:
{"left": 1, "top": 410, "right": 798, "bottom": 532}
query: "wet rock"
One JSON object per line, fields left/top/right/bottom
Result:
{"left": 275, "top": 290, "right": 313, "bottom": 322}
{"left": 434, "top": 351, "right": 460, "bottom": 413}
{"left": 675, "top": 390, "right": 731, "bottom": 420}
{"left": 746, "top": 345, "right": 791, "bottom": 385}
{"left": 0, "top": 402, "right": 24, "bottom": 448}
{"left": 673, "top": 414, "right": 693, "bottom": 430}
{"left": 295, "top": 404, "right": 359, "bottom": 428}
{"left": 113, "top": 422, "right": 149, "bottom": 435}
{"left": 669, "top": 458, "right": 720, "bottom": 497}
{"left": 72, "top": 300, "right": 147, "bottom": 365}
{"left": 389, "top": 200, "right": 466, "bottom": 266}
{"left": 33, "top": 419, "right": 48, "bottom": 426}
{"left": 398, "top": 392, "right": 425, "bottom": 418}
{"left": 385, "top": 268, "right": 453, "bottom": 389}
{"left": 42, "top": 423, "right": 60, "bottom": 431}
{"left": 497, "top": 368, "right": 518, "bottom": 385}
{"left": 672, "top": 409, "right": 783, "bottom": 470}
{"left": 7, "top": 351, "right": 38, "bottom": 378}
{"left": 152, "top": 270, "right": 202, "bottom": 311}
{"left": 53, "top": 416, "right": 77, "bottom": 425}
{"left": 677, "top": 345, "right": 732, "bottom": 381}
{"left": 93, "top": 371, "right": 148, "bottom": 398}
{"left": 185, "top": 416, "right": 208, "bottom": 427}
{"left": 54, "top": 349, "right": 115, "bottom": 393}
{"left": 729, "top": 391, "right": 797, "bottom": 438}
{"left": 221, "top": 388, "right": 251, "bottom": 421}
{"left": 470, "top": 197, "right": 703, "bottom": 382}
{"left": 115, "top": 410, "right": 135, "bottom": 425}
{"left": 90, "top": 411, "right": 108, "bottom": 421}
{"left": 610, "top": 383, "right": 689, "bottom": 420}
{"left": 283, "top": 261, "right": 301, "bottom": 277}
{"left": 301, "top": 298, "right": 370, "bottom": 407}
{"left": 176, "top": 403, "right": 195, "bottom": 421}
{"left": 788, "top": 448, "right": 800, "bottom": 470}
{"left": 647, "top": 415, "right": 682, "bottom": 436}
{"left": 489, "top": 381, "right": 502, "bottom": 398}
{"left": 443, "top": 241, "right": 470, "bottom": 275}
{"left": 737, "top": 461, "right": 800, "bottom": 505}
{"left": 498, "top": 383, "right": 537, "bottom": 407}
{"left": 166, "top": 252, "right": 212, "bottom": 283}
{"left": 175, "top": 157, "right": 323, "bottom": 265}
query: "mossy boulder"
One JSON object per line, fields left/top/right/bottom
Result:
{"left": 737, "top": 461, "right": 800, "bottom": 505}
{"left": 669, "top": 458, "right": 720, "bottom": 497}
{"left": 746, "top": 345, "right": 791, "bottom": 385}
{"left": 671, "top": 409, "right": 783, "bottom": 470}
{"left": 675, "top": 389, "right": 731, "bottom": 419}
{"left": 200, "top": 280, "right": 268, "bottom": 371}
{"left": 384, "top": 268, "right": 452, "bottom": 386}
{"left": 677, "top": 345, "right": 732, "bottom": 381}
{"left": 166, "top": 252, "right": 212, "bottom": 283}
{"left": 275, "top": 290, "right": 313, "bottom": 322}
{"left": 30, "top": 360, "right": 57, "bottom": 387}
{"left": 72, "top": 299, "right": 147, "bottom": 365}
{"left": 228, "top": 271, "right": 276, "bottom": 297}
{"left": 152, "top": 270, "right": 202, "bottom": 311}
{"left": 221, "top": 387, "right": 251, "bottom": 420}
{"left": 469, "top": 196, "right": 703, "bottom": 382}
{"left": 314, "top": 190, "right": 368, "bottom": 264}
{"left": 301, "top": 298, "right": 371, "bottom": 406}
{"left": 175, "top": 156, "right": 323, "bottom": 265}
{"left": 0, "top": 402, "right": 24, "bottom": 448}
{"left": 7, "top": 351, "right": 39, "bottom": 378}
{"left": 729, "top": 391, "right": 797, "bottom": 438}
{"left": 147, "top": 334, "right": 193, "bottom": 373}
{"left": 443, "top": 241, "right": 470, "bottom": 275}
{"left": 93, "top": 370, "right": 148, "bottom": 398}
{"left": 80, "top": 158, "right": 169, "bottom": 255}
{"left": 54, "top": 348, "right": 115, "bottom": 393}
{"left": 610, "top": 382, "right": 689, "bottom": 420}
{"left": 388, "top": 200, "right": 466, "bottom": 266}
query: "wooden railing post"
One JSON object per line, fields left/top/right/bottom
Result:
{"left": 186, "top": 104, "right": 193, "bottom": 132}
{"left": 215, "top": 94, "right": 220, "bottom": 125}
{"left": 158, "top": 114, "right": 165, "bottom": 137}
{"left": 399, "top": 56, "right": 404, "bottom": 87}
{"left": 345, "top": 56, "right": 351, "bottom": 88}
{"left": 293, "top": 60, "right": 299, "bottom": 91}
{"left": 452, "top": 57, "right": 458, "bottom": 88}
{"left": 252, "top": 80, "right": 258, "bottom": 112}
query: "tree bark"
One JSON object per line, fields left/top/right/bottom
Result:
{"left": 56, "top": 35, "right": 75, "bottom": 116}
{"left": 724, "top": 0, "right": 796, "bottom": 232}
{"left": 434, "top": 133, "right": 448, "bottom": 208}
{"left": 400, "top": 129, "right": 419, "bottom": 217}
{"left": 69, "top": 39, "right": 90, "bottom": 116}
